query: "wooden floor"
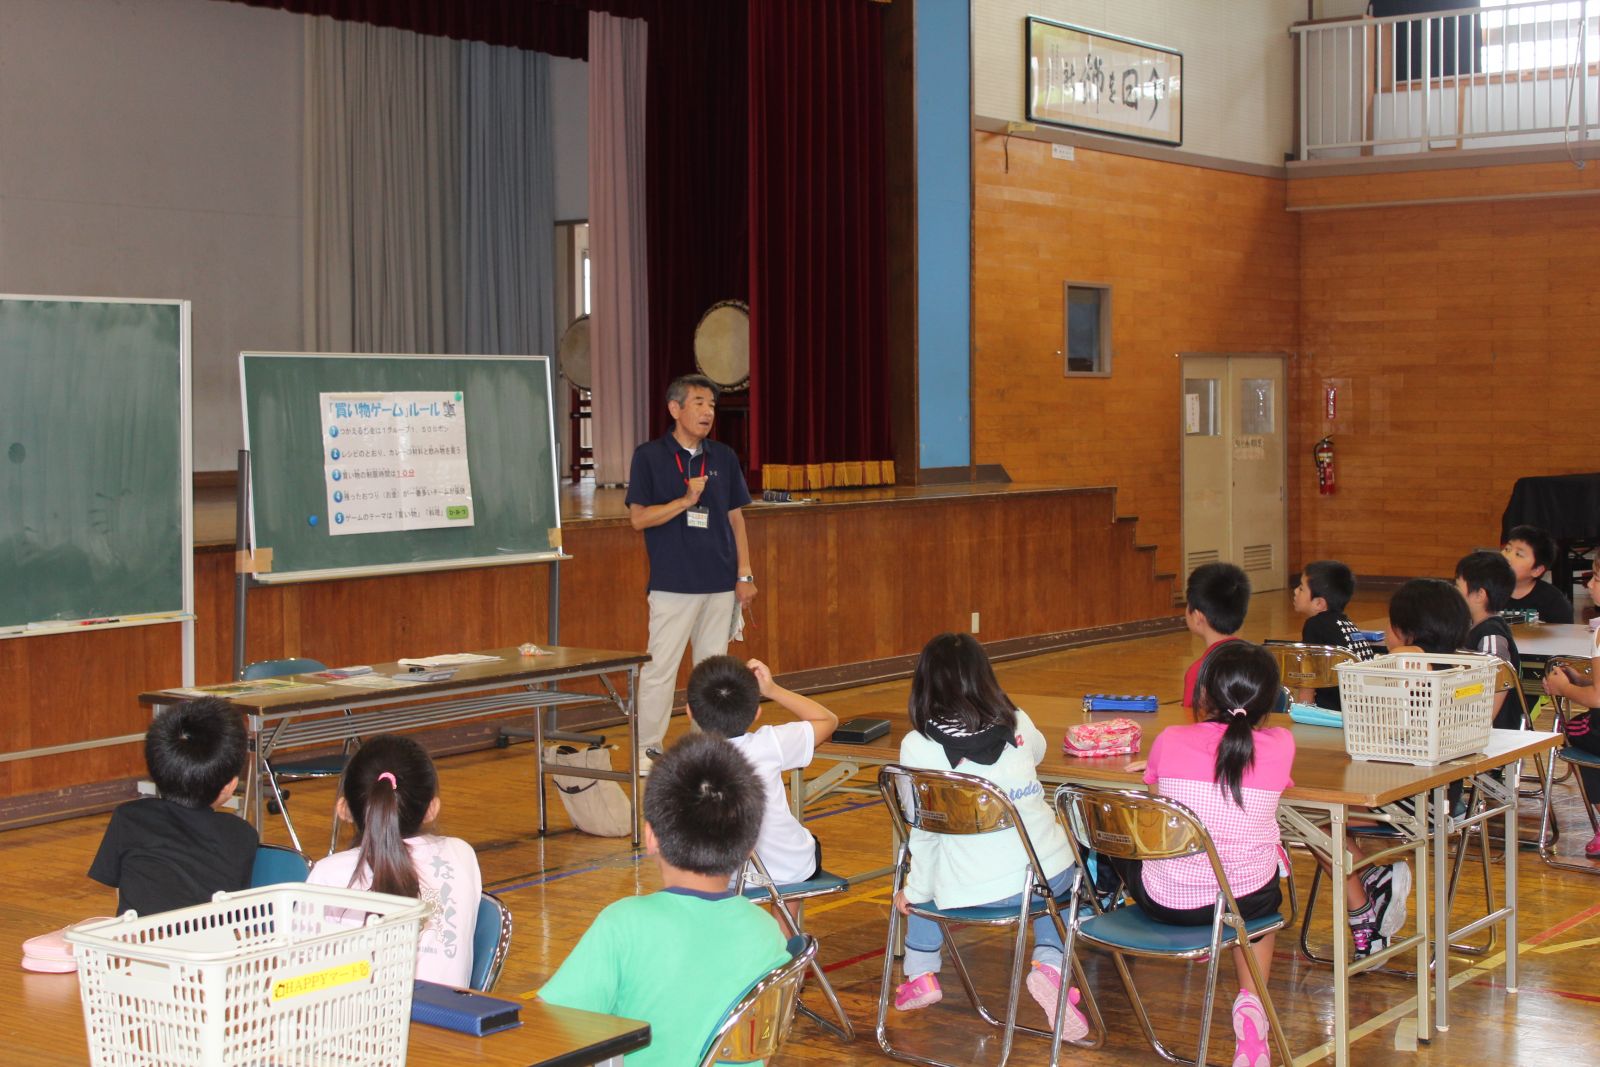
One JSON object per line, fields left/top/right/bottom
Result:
{"left": 5, "top": 589, "right": 1599, "bottom": 1065}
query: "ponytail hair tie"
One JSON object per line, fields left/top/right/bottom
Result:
{"left": 1228, "top": 707, "right": 1249, "bottom": 718}
{"left": 376, "top": 771, "right": 398, "bottom": 789}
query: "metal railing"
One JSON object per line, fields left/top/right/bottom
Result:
{"left": 1293, "top": 1, "right": 1597, "bottom": 159}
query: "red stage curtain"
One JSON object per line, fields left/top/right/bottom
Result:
{"left": 747, "top": 0, "right": 892, "bottom": 489}
{"left": 643, "top": 0, "right": 749, "bottom": 445}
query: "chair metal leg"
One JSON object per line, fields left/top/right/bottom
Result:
{"left": 1540, "top": 751, "right": 1600, "bottom": 874}
{"left": 768, "top": 898, "right": 853, "bottom": 1041}
{"left": 262, "top": 765, "right": 304, "bottom": 856}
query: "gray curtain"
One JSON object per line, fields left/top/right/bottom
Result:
{"left": 304, "top": 17, "right": 462, "bottom": 354}
{"left": 305, "top": 18, "right": 557, "bottom": 364}
{"left": 587, "top": 12, "right": 650, "bottom": 485}
{"left": 462, "top": 42, "right": 556, "bottom": 361}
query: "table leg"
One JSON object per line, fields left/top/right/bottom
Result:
{"left": 535, "top": 690, "right": 547, "bottom": 836}
{"left": 627, "top": 666, "right": 640, "bottom": 848}
{"left": 1505, "top": 758, "right": 1520, "bottom": 995}
{"left": 1433, "top": 783, "right": 1450, "bottom": 1032}
{"left": 1413, "top": 791, "right": 1431, "bottom": 1044}
{"left": 1330, "top": 803, "right": 1350, "bottom": 1067}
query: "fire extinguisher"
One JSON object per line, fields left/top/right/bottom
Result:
{"left": 1314, "top": 436, "right": 1336, "bottom": 495}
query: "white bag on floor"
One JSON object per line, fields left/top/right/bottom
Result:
{"left": 546, "top": 744, "right": 632, "bottom": 837}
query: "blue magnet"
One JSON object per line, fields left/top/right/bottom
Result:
{"left": 308, "top": 514, "right": 319, "bottom": 527}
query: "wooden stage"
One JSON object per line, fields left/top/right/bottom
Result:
{"left": 0, "top": 480, "right": 1178, "bottom": 819}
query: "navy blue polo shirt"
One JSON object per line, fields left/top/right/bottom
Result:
{"left": 625, "top": 433, "right": 752, "bottom": 594}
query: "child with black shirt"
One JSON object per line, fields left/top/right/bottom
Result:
{"left": 89, "top": 697, "right": 258, "bottom": 916}
{"left": 1291, "top": 560, "right": 1381, "bottom": 711}
{"left": 1455, "top": 551, "right": 1524, "bottom": 730}
{"left": 1501, "top": 524, "right": 1574, "bottom": 623}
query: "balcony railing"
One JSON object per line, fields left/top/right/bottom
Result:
{"left": 1292, "top": 0, "right": 1598, "bottom": 159}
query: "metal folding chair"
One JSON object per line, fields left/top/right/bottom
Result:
{"left": 1263, "top": 641, "right": 1359, "bottom": 698}
{"left": 732, "top": 851, "right": 854, "bottom": 1040}
{"left": 696, "top": 933, "right": 816, "bottom": 1067}
{"left": 1538, "top": 656, "right": 1600, "bottom": 874}
{"left": 1054, "top": 784, "right": 1296, "bottom": 1067}
{"left": 242, "top": 657, "right": 353, "bottom": 856}
{"left": 470, "top": 891, "right": 513, "bottom": 992}
{"left": 874, "top": 765, "right": 1103, "bottom": 1067}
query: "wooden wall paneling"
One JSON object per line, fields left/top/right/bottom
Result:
{"left": 970, "top": 134, "right": 1300, "bottom": 581}
{"left": 1293, "top": 185, "right": 1600, "bottom": 576}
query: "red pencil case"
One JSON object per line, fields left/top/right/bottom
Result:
{"left": 1062, "top": 718, "right": 1142, "bottom": 758}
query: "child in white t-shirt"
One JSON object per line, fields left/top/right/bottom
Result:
{"left": 686, "top": 655, "right": 837, "bottom": 884}
{"left": 307, "top": 734, "right": 481, "bottom": 987}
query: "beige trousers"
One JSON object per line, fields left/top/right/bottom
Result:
{"left": 636, "top": 589, "right": 738, "bottom": 750}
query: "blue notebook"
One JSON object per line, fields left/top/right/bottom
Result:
{"left": 411, "top": 980, "right": 522, "bottom": 1036}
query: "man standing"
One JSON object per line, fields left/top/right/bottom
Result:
{"left": 625, "top": 375, "right": 757, "bottom": 772}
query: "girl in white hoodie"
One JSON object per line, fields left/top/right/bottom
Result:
{"left": 892, "top": 632, "right": 1085, "bottom": 1040}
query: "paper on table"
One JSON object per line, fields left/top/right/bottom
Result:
{"left": 324, "top": 675, "right": 424, "bottom": 689}
{"left": 397, "top": 653, "right": 502, "bottom": 668}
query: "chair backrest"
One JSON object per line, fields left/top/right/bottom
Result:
{"left": 696, "top": 934, "right": 816, "bottom": 1067}
{"left": 470, "top": 892, "right": 513, "bottom": 993}
{"left": 1548, "top": 655, "right": 1593, "bottom": 682}
{"left": 249, "top": 843, "right": 310, "bottom": 887}
{"left": 1054, "top": 784, "right": 1222, "bottom": 869}
{"left": 242, "top": 657, "right": 327, "bottom": 681}
{"left": 1262, "top": 642, "right": 1359, "bottom": 689}
{"left": 877, "top": 763, "right": 1022, "bottom": 837}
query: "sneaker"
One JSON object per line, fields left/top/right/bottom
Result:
{"left": 1585, "top": 828, "right": 1600, "bottom": 858}
{"left": 1025, "top": 962, "right": 1089, "bottom": 1041}
{"left": 1347, "top": 901, "right": 1381, "bottom": 959}
{"left": 1231, "top": 989, "right": 1270, "bottom": 1067}
{"left": 894, "top": 972, "right": 942, "bottom": 1011}
{"left": 1376, "top": 861, "right": 1411, "bottom": 939}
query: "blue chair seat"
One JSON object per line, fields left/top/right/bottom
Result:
{"left": 742, "top": 869, "right": 848, "bottom": 900}
{"left": 910, "top": 889, "right": 1074, "bottom": 925}
{"left": 1558, "top": 747, "right": 1600, "bottom": 769}
{"left": 1079, "top": 904, "right": 1282, "bottom": 954}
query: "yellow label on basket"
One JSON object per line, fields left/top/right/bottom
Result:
{"left": 1452, "top": 683, "right": 1485, "bottom": 701}
{"left": 271, "top": 960, "right": 370, "bottom": 1001}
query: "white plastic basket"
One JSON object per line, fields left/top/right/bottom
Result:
{"left": 65, "top": 884, "right": 426, "bottom": 1067}
{"left": 1335, "top": 651, "right": 1498, "bottom": 765}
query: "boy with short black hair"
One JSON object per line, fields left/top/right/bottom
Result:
{"left": 88, "top": 697, "right": 258, "bottom": 916}
{"left": 1292, "top": 560, "right": 1381, "bottom": 710}
{"left": 1182, "top": 562, "right": 1252, "bottom": 709}
{"left": 686, "top": 655, "right": 838, "bottom": 884}
{"left": 1501, "top": 524, "right": 1574, "bottom": 623}
{"left": 1455, "top": 550, "right": 1524, "bottom": 729}
{"left": 541, "top": 734, "right": 788, "bottom": 1067}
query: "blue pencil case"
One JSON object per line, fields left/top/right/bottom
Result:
{"left": 1082, "top": 694, "right": 1159, "bottom": 713}
{"left": 1354, "top": 630, "right": 1386, "bottom": 643}
{"left": 411, "top": 980, "right": 522, "bottom": 1036}
{"left": 1289, "top": 703, "right": 1344, "bottom": 728}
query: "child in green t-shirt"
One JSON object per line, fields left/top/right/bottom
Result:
{"left": 540, "top": 733, "right": 788, "bottom": 1065}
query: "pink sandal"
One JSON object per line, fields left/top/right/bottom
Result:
{"left": 1026, "top": 962, "right": 1089, "bottom": 1041}
{"left": 894, "top": 972, "right": 943, "bottom": 1011}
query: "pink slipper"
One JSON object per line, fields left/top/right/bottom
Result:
{"left": 1025, "top": 962, "right": 1089, "bottom": 1041}
{"left": 1232, "top": 989, "right": 1270, "bottom": 1067}
{"left": 894, "top": 971, "right": 942, "bottom": 1011}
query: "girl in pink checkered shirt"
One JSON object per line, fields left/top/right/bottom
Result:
{"left": 1121, "top": 641, "right": 1292, "bottom": 1067}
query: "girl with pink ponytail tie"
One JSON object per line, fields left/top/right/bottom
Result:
{"left": 307, "top": 733, "right": 481, "bottom": 986}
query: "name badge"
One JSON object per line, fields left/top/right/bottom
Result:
{"left": 686, "top": 506, "right": 710, "bottom": 529}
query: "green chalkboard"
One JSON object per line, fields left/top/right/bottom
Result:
{"left": 0, "top": 297, "right": 190, "bottom": 631}
{"left": 240, "top": 353, "right": 561, "bottom": 582}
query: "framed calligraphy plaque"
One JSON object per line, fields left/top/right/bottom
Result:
{"left": 1025, "top": 18, "right": 1183, "bottom": 147}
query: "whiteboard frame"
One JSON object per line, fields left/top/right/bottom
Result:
{"left": 0, "top": 294, "right": 195, "bottom": 684}
{"left": 239, "top": 351, "right": 565, "bottom": 585}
